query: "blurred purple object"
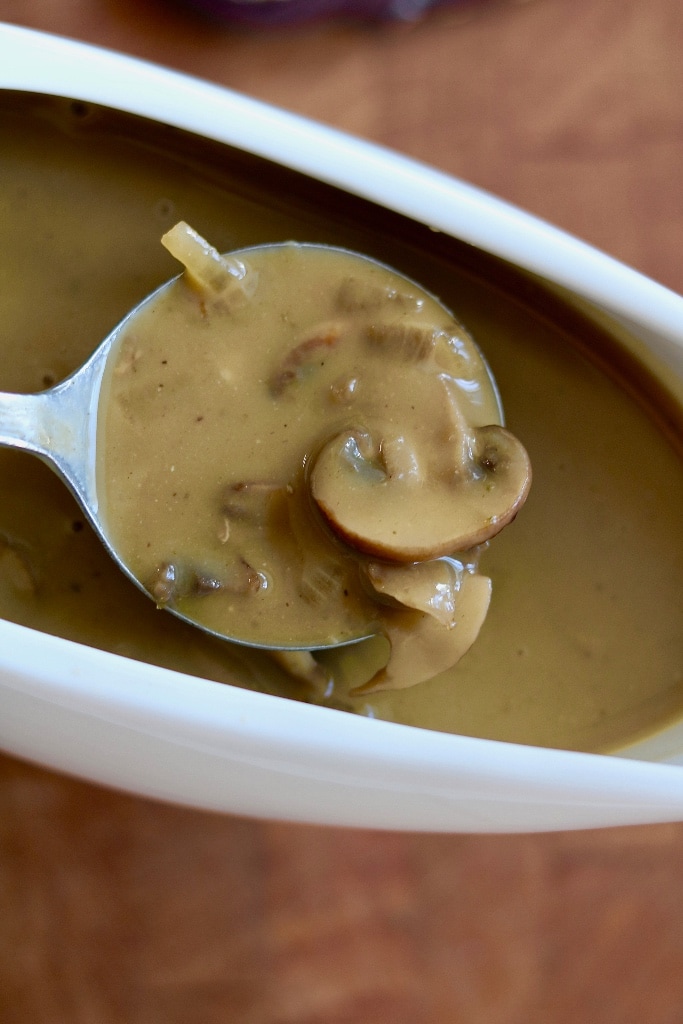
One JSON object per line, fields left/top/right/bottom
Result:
{"left": 180, "top": 0, "right": 466, "bottom": 26}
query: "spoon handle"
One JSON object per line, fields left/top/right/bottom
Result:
{"left": 0, "top": 348, "right": 107, "bottom": 516}
{"left": 0, "top": 390, "right": 53, "bottom": 456}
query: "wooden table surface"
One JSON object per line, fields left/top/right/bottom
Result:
{"left": 2, "top": 0, "right": 683, "bottom": 1020}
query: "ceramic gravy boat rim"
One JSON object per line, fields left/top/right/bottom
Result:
{"left": 1, "top": 22, "right": 682, "bottom": 833}
{"left": 1, "top": 22, "right": 683, "bottom": 353}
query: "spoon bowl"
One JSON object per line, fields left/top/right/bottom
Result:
{"left": 0, "top": 237, "right": 504, "bottom": 653}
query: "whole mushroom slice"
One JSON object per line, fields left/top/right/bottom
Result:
{"left": 310, "top": 423, "right": 532, "bottom": 562}
{"left": 352, "top": 570, "right": 492, "bottom": 693}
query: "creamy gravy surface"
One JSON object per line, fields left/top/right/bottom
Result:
{"left": 99, "top": 229, "right": 528, "bottom": 691}
{"left": 1, "top": 92, "right": 682, "bottom": 751}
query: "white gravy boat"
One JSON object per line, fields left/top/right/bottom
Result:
{"left": 1, "top": 22, "right": 682, "bottom": 833}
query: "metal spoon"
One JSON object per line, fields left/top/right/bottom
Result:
{"left": 0, "top": 241, "right": 502, "bottom": 652}
{"left": 0, "top": 285, "right": 187, "bottom": 630}
{"left": 0, "top": 271, "right": 348, "bottom": 653}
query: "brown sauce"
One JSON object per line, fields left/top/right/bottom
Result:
{"left": 99, "top": 230, "right": 526, "bottom": 691}
{"left": 1, "top": 91, "right": 682, "bottom": 751}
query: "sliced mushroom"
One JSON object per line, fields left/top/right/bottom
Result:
{"left": 269, "top": 321, "right": 344, "bottom": 396}
{"left": 147, "top": 561, "right": 183, "bottom": 606}
{"left": 352, "top": 570, "right": 492, "bottom": 693}
{"left": 146, "top": 557, "right": 262, "bottom": 607}
{"left": 365, "top": 321, "right": 439, "bottom": 362}
{"left": 336, "top": 276, "right": 424, "bottom": 314}
{"left": 310, "top": 422, "right": 531, "bottom": 562}
{"left": 366, "top": 557, "right": 470, "bottom": 628}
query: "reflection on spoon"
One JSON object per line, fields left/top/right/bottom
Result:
{"left": 0, "top": 224, "right": 530, "bottom": 690}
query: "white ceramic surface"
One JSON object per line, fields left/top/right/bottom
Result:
{"left": 1, "top": 22, "right": 682, "bottom": 832}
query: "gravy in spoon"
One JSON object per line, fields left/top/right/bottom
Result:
{"left": 99, "top": 224, "right": 529, "bottom": 689}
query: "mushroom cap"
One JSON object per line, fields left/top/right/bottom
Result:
{"left": 310, "top": 423, "right": 532, "bottom": 562}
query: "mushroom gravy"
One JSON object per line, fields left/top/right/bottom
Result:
{"left": 1, "top": 92, "right": 682, "bottom": 751}
{"left": 99, "top": 224, "right": 529, "bottom": 690}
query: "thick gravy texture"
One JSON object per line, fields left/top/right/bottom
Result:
{"left": 1, "top": 92, "right": 682, "bottom": 751}
{"left": 100, "top": 225, "right": 529, "bottom": 692}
